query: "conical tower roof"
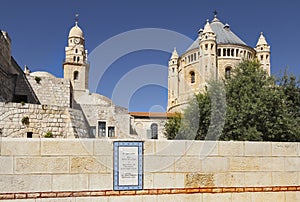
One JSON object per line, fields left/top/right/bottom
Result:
{"left": 256, "top": 32, "right": 268, "bottom": 46}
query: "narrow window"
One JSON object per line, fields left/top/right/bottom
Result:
{"left": 73, "top": 56, "right": 76, "bottom": 62}
{"left": 77, "top": 56, "right": 80, "bottom": 62}
{"left": 98, "top": 121, "right": 106, "bottom": 137}
{"left": 266, "top": 55, "right": 269, "bottom": 60}
{"left": 27, "top": 132, "right": 33, "bottom": 138}
{"left": 236, "top": 49, "right": 239, "bottom": 57}
{"left": 75, "top": 49, "right": 78, "bottom": 53}
{"left": 188, "top": 55, "right": 190, "bottom": 63}
{"left": 150, "top": 123, "right": 158, "bottom": 139}
{"left": 108, "top": 127, "right": 115, "bottom": 137}
{"left": 261, "top": 55, "right": 263, "bottom": 61}
{"left": 205, "top": 44, "right": 208, "bottom": 50}
{"left": 190, "top": 71, "right": 195, "bottom": 84}
{"left": 217, "top": 49, "right": 221, "bottom": 56}
{"left": 231, "top": 49, "right": 234, "bottom": 57}
{"left": 73, "top": 71, "right": 79, "bottom": 80}
{"left": 227, "top": 49, "right": 230, "bottom": 56}
{"left": 223, "top": 49, "right": 226, "bottom": 56}
{"left": 225, "top": 67, "right": 231, "bottom": 79}
{"left": 211, "top": 44, "right": 214, "bottom": 50}
{"left": 194, "top": 53, "right": 197, "bottom": 60}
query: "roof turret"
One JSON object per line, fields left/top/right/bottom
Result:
{"left": 256, "top": 32, "right": 268, "bottom": 46}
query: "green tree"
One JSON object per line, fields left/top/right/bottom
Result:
{"left": 222, "top": 60, "right": 300, "bottom": 141}
{"left": 164, "top": 59, "right": 300, "bottom": 141}
{"left": 164, "top": 80, "right": 225, "bottom": 140}
{"left": 164, "top": 113, "right": 181, "bottom": 140}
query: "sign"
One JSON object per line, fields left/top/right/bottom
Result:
{"left": 113, "top": 141, "right": 143, "bottom": 190}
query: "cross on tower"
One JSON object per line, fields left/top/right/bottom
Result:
{"left": 213, "top": 10, "right": 218, "bottom": 17}
{"left": 75, "top": 14, "right": 79, "bottom": 25}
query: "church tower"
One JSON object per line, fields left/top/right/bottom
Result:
{"left": 255, "top": 32, "right": 271, "bottom": 75}
{"left": 199, "top": 19, "right": 217, "bottom": 85}
{"left": 63, "top": 16, "right": 89, "bottom": 99}
{"left": 167, "top": 48, "right": 179, "bottom": 109}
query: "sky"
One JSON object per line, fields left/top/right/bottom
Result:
{"left": 0, "top": 0, "right": 300, "bottom": 112}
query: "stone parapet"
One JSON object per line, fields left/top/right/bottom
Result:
{"left": 0, "top": 139, "right": 299, "bottom": 201}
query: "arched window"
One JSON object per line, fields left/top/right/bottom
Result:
{"left": 150, "top": 123, "right": 158, "bottom": 139}
{"left": 73, "top": 56, "right": 76, "bottom": 62}
{"left": 75, "top": 49, "right": 78, "bottom": 53}
{"left": 77, "top": 57, "right": 80, "bottom": 62}
{"left": 225, "top": 67, "right": 231, "bottom": 79}
{"left": 190, "top": 71, "right": 195, "bottom": 84}
{"left": 74, "top": 71, "right": 79, "bottom": 80}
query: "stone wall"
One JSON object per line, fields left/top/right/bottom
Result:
{"left": 75, "top": 92, "right": 130, "bottom": 138}
{"left": 0, "top": 102, "right": 89, "bottom": 138}
{"left": 0, "top": 31, "right": 39, "bottom": 104}
{"left": 26, "top": 75, "right": 71, "bottom": 107}
{"left": 0, "top": 67, "right": 15, "bottom": 102}
{"left": 0, "top": 139, "right": 299, "bottom": 201}
{"left": 130, "top": 116, "right": 167, "bottom": 140}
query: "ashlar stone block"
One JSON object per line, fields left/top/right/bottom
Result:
{"left": 0, "top": 156, "right": 13, "bottom": 174}
{"left": 15, "top": 157, "right": 69, "bottom": 174}
{"left": 144, "top": 156, "right": 174, "bottom": 173}
{"left": 251, "top": 192, "right": 284, "bottom": 202}
{"left": 185, "top": 141, "right": 218, "bottom": 157}
{"left": 1, "top": 138, "right": 40, "bottom": 156}
{"left": 0, "top": 175, "right": 51, "bottom": 193}
{"left": 89, "top": 173, "right": 112, "bottom": 190}
{"left": 272, "top": 142, "right": 298, "bottom": 156}
{"left": 153, "top": 173, "right": 184, "bottom": 189}
{"left": 244, "top": 141, "right": 271, "bottom": 156}
{"left": 155, "top": 140, "right": 186, "bottom": 156}
{"left": 70, "top": 156, "right": 107, "bottom": 173}
{"left": 174, "top": 157, "right": 202, "bottom": 172}
{"left": 272, "top": 172, "right": 298, "bottom": 186}
{"left": 202, "top": 193, "right": 232, "bottom": 202}
{"left": 52, "top": 174, "right": 89, "bottom": 192}
{"left": 157, "top": 193, "right": 202, "bottom": 202}
{"left": 218, "top": 141, "right": 244, "bottom": 156}
{"left": 202, "top": 157, "right": 229, "bottom": 172}
{"left": 244, "top": 172, "right": 272, "bottom": 186}
{"left": 41, "top": 139, "right": 93, "bottom": 156}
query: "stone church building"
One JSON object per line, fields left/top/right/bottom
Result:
{"left": 0, "top": 18, "right": 170, "bottom": 139}
{"left": 0, "top": 14, "right": 270, "bottom": 139}
{"left": 167, "top": 14, "right": 270, "bottom": 112}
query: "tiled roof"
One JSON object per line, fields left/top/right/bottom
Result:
{"left": 129, "top": 112, "right": 177, "bottom": 118}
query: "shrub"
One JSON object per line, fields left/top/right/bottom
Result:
{"left": 21, "top": 116, "right": 29, "bottom": 125}
{"left": 44, "top": 131, "right": 54, "bottom": 138}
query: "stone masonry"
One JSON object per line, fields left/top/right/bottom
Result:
{"left": 0, "top": 102, "right": 89, "bottom": 138}
{"left": 0, "top": 139, "right": 299, "bottom": 201}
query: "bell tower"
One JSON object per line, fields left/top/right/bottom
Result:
{"left": 199, "top": 19, "right": 217, "bottom": 85}
{"left": 63, "top": 15, "right": 89, "bottom": 99}
{"left": 255, "top": 32, "right": 271, "bottom": 75}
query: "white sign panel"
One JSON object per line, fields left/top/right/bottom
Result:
{"left": 118, "top": 146, "right": 139, "bottom": 186}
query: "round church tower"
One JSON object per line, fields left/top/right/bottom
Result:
{"left": 63, "top": 16, "right": 90, "bottom": 99}
{"left": 167, "top": 14, "right": 270, "bottom": 113}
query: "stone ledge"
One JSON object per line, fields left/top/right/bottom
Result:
{"left": 0, "top": 186, "right": 299, "bottom": 200}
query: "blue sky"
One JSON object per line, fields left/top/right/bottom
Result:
{"left": 1, "top": 0, "right": 300, "bottom": 112}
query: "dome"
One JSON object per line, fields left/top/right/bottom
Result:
{"left": 186, "top": 16, "right": 247, "bottom": 52}
{"left": 30, "top": 71, "right": 56, "bottom": 78}
{"left": 68, "top": 22, "right": 84, "bottom": 39}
